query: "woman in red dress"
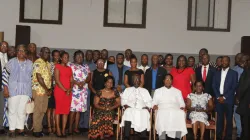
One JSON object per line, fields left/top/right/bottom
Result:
{"left": 170, "top": 55, "right": 196, "bottom": 100}
{"left": 54, "top": 51, "right": 73, "bottom": 137}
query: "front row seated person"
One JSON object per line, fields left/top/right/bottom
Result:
{"left": 121, "top": 74, "right": 152, "bottom": 140}
{"left": 152, "top": 74, "right": 187, "bottom": 140}
{"left": 186, "top": 80, "right": 213, "bottom": 140}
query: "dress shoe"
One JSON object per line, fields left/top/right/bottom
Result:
{"left": 33, "top": 132, "right": 41, "bottom": 138}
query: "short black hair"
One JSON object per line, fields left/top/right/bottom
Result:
{"left": 165, "top": 54, "right": 173, "bottom": 59}
{"left": 52, "top": 50, "right": 60, "bottom": 57}
{"left": 141, "top": 54, "right": 148, "bottom": 58}
{"left": 16, "top": 44, "right": 27, "bottom": 53}
{"left": 188, "top": 56, "right": 195, "bottom": 60}
{"left": 176, "top": 55, "right": 188, "bottom": 69}
{"left": 223, "top": 56, "right": 231, "bottom": 62}
{"left": 93, "top": 50, "right": 100, "bottom": 53}
{"left": 86, "top": 50, "right": 92, "bottom": 53}
{"left": 116, "top": 53, "right": 124, "bottom": 58}
{"left": 73, "top": 50, "right": 84, "bottom": 61}
{"left": 104, "top": 76, "right": 115, "bottom": 88}
{"left": 60, "top": 51, "right": 69, "bottom": 58}
{"left": 216, "top": 56, "right": 223, "bottom": 60}
{"left": 200, "top": 48, "right": 208, "bottom": 54}
{"left": 164, "top": 74, "right": 173, "bottom": 81}
{"left": 130, "top": 54, "right": 137, "bottom": 61}
{"left": 40, "top": 47, "right": 49, "bottom": 53}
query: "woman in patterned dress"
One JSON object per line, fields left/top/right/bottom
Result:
{"left": 47, "top": 50, "right": 60, "bottom": 134}
{"left": 186, "top": 80, "right": 213, "bottom": 140}
{"left": 88, "top": 76, "right": 121, "bottom": 140}
{"left": 68, "top": 50, "right": 91, "bottom": 134}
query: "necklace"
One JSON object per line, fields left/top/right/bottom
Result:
{"left": 177, "top": 68, "right": 185, "bottom": 74}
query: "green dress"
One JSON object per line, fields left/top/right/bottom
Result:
{"left": 88, "top": 91, "right": 120, "bottom": 139}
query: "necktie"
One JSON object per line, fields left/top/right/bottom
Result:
{"left": 203, "top": 66, "right": 207, "bottom": 82}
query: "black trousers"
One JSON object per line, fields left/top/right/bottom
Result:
{"left": 240, "top": 115, "right": 250, "bottom": 140}
{"left": 124, "top": 121, "right": 147, "bottom": 138}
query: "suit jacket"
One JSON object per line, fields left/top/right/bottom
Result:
{"left": 195, "top": 65, "right": 216, "bottom": 97}
{"left": 144, "top": 66, "right": 167, "bottom": 93}
{"left": 236, "top": 69, "right": 250, "bottom": 116}
{"left": 212, "top": 68, "right": 238, "bottom": 105}
{"left": 108, "top": 64, "right": 129, "bottom": 91}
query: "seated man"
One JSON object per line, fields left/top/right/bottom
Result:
{"left": 120, "top": 74, "right": 152, "bottom": 140}
{"left": 153, "top": 74, "right": 187, "bottom": 140}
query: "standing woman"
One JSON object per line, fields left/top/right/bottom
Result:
{"left": 124, "top": 54, "right": 144, "bottom": 87}
{"left": 2, "top": 44, "right": 33, "bottom": 137}
{"left": 170, "top": 55, "right": 196, "bottom": 100}
{"left": 27, "top": 43, "right": 39, "bottom": 63}
{"left": 163, "top": 54, "right": 174, "bottom": 74}
{"left": 54, "top": 51, "right": 73, "bottom": 137}
{"left": 68, "top": 50, "right": 91, "bottom": 134}
{"left": 47, "top": 50, "right": 60, "bottom": 134}
{"left": 89, "top": 58, "right": 112, "bottom": 105}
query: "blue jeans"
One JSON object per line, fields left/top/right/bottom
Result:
{"left": 79, "top": 89, "right": 90, "bottom": 129}
{"left": 234, "top": 105, "right": 242, "bottom": 138}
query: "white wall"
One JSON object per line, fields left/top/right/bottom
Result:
{"left": 0, "top": 0, "right": 249, "bottom": 55}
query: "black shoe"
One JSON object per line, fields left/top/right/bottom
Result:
{"left": 9, "top": 132, "right": 16, "bottom": 138}
{"left": 33, "top": 132, "right": 41, "bottom": 138}
{"left": 18, "top": 132, "right": 27, "bottom": 137}
{"left": 39, "top": 132, "right": 45, "bottom": 137}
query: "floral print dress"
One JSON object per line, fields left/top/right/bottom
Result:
{"left": 69, "top": 63, "right": 90, "bottom": 112}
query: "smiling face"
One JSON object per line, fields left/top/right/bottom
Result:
{"left": 96, "top": 59, "right": 105, "bottom": 69}
{"left": 177, "top": 56, "right": 187, "bottom": 69}
{"left": 17, "top": 45, "right": 26, "bottom": 60}
{"left": 75, "top": 53, "right": 84, "bottom": 65}
{"left": 165, "top": 55, "right": 173, "bottom": 66}
{"left": 130, "top": 58, "right": 137, "bottom": 68}
{"left": 105, "top": 78, "right": 114, "bottom": 89}
{"left": 61, "top": 53, "right": 69, "bottom": 64}
{"left": 164, "top": 75, "right": 173, "bottom": 88}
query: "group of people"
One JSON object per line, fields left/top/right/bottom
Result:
{"left": 0, "top": 41, "right": 249, "bottom": 140}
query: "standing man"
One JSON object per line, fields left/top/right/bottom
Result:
{"left": 124, "top": 49, "right": 132, "bottom": 67}
{"left": 83, "top": 50, "right": 96, "bottom": 71}
{"left": 108, "top": 53, "right": 129, "bottom": 93}
{"left": 0, "top": 41, "right": 9, "bottom": 134}
{"left": 188, "top": 56, "right": 196, "bottom": 69}
{"left": 216, "top": 56, "right": 223, "bottom": 71}
{"left": 236, "top": 55, "right": 250, "bottom": 140}
{"left": 92, "top": 50, "right": 100, "bottom": 64}
{"left": 7, "top": 46, "right": 16, "bottom": 60}
{"left": 232, "top": 54, "right": 244, "bottom": 140}
{"left": 138, "top": 54, "right": 149, "bottom": 73}
{"left": 194, "top": 48, "right": 217, "bottom": 69}
{"left": 144, "top": 55, "right": 167, "bottom": 97}
{"left": 101, "top": 49, "right": 108, "bottom": 69}
{"left": 212, "top": 56, "right": 238, "bottom": 140}
{"left": 32, "top": 47, "right": 52, "bottom": 137}
{"left": 195, "top": 54, "right": 216, "bottom": 97}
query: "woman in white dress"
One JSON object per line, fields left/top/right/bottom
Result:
{"left": 153, "top": 74, "right": 187, "bottom": 140}
{"left": 186, "top": 80, "right": 213, "bottom": 140}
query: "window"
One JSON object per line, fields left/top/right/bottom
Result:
{"left": 103, "top": 0, "right": 147, "bottom": 28}
{"left": 187, "top": 0, "right": 232, "bottom": 32}
{"left": 19, "top": 0, "right": 63, "bottom": 24}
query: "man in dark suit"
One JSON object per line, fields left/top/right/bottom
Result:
{"left": 144, "top": 55, "right": 167, "bottom": 97}
{"left": 195, "top": 54, "right": 216, "bottom": 97}
{"left": 108, "top": 53, "right": 130, "bottom": 93}
{"left": 236, "top": 55, "right": 250, "bottom": 140}
{"left": 212, "top": 56, "right": 238, "bottom": 140}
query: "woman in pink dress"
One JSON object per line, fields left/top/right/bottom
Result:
{"left": 170, "top": 55, "right": 196, "bottom": 100}
{"left": 54, "top": 51, "right": 73, "bottom": 137}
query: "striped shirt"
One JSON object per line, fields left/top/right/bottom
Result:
{"left": 194, "top": 61, "right": 218, "bottom": 70}
{"left": 2, "top": 58, "right": 33, "bottom": 97}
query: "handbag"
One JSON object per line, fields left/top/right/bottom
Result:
{"left": 25, "top": 98, "right": 34, "bottom": 114}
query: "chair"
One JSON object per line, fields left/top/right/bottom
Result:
{"left": 89, "top": 106, "right": 121, "bottom": 140}
{"left": 183, "top": 111, "right": 217, "bottom": 140}
{"left": 120, "top": 108, "right": 153, "bottom": 140}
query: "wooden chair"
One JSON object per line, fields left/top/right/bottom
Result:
{"left": 89, "top": 106, "right": 121, "bottom": 140}
{"left": 120, "top": 108, "right": 153, "bottom": 140}
{"left": 183, "top": 111, "right": 217, "bottom": 140}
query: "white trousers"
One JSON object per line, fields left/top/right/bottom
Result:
{"left": 8, "top": 95, "right": 29, "bottom": 131}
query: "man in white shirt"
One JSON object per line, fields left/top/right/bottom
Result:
{"left": 138, "top": 54, "right": 150, "bottom": 73}
{"left": 212, "top": 56, "right": 238, "bottom": 140}
{"left": 0, "top": 41, "right": 9, "bottom": 134}
{"left": 124, "top": 49, "right": 132, "bottom": 67}
{"left": 121, "top": 74, "right": 152, "bottom": 140}
{"left": 153, "top": 74, "right": 187, "bottom": 140}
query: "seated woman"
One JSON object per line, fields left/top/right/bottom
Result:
{"left": 88, "top": 76, "right": 121, "bottom": 140}
{"left": 186, "top": 80, "right": 213, "bottom": 140}
{"left": 153, "top": 74, "right": 187, "bottom": 140}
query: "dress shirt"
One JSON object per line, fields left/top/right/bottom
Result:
{"left": 118, "top": 66, "right": 123, "bottom": 85}
{"left": 152, "top": 68, "right": 158, "bottom": 90}
{"left": 138, "top": 65, "right": 150, "bottom": 73}
{"left": 0, "top": 52, "right": 8, "bottom": 71}
{"left": 201, "top": 64, "right": 209, "bottom": 78}
{"left": 219, "top": 67, "right": 229, "bottom": 95}
{"left": 124, "top": 59, "right": 131, "bottom": 67}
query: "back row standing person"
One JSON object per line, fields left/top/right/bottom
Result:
{"left": 162, "top": 54, "right": 174, "bottom": 74}
{"left": 108, "top": 53, "right": 130, "bottom": 93}
{"left": 194, "top": 48, "right": 217, "bottom": 69}
{"left": 27, "top": 43, "right": 39, "bottom": 63}
{"left": 124, "top": 49, "right": 132, "bottom": 67}
{"left": 32, "top": 47, "right": 52, "bottom": 137}
{"left": 68, "top": 50, "right": 90, "bottom": 135}
{"left": 138, "top": 54, "right": 149, "bottom": 73}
